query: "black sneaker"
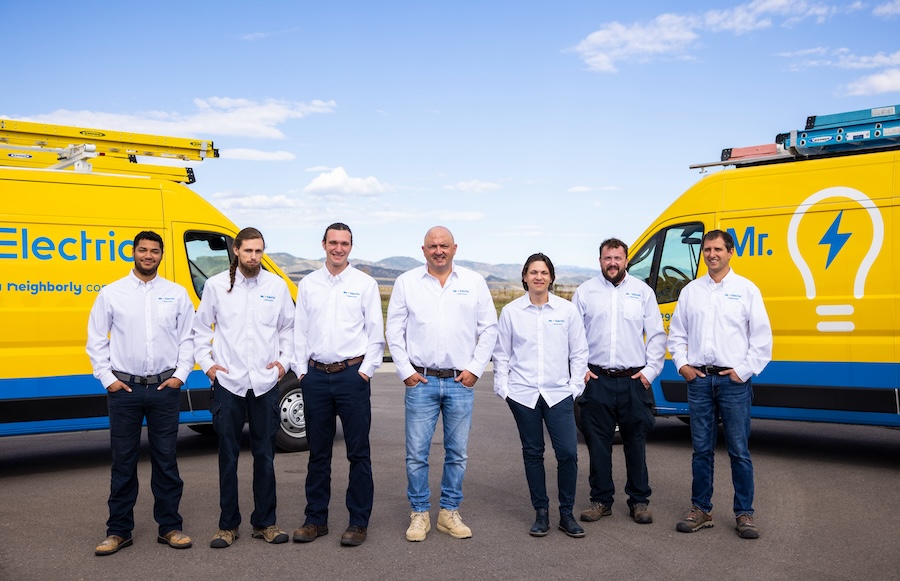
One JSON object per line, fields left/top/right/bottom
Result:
{"left": 735, "top": 515, "right": 759, "bottom": 539}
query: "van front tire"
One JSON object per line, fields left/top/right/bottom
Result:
{"left": 275, "top": 371, "right": 309, "bottom": 453}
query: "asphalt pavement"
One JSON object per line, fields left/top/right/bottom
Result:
{"left": 1, "top": 369, "right": 898, "bottom": 581}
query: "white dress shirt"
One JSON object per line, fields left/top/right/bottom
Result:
{"left": 386, "top": 264, "right": 498, "bottom": 381}
{"left": 492, "top": 293, "right": 589, "bottom": 408}
{"left": 293, "top": 264, "right": 385, "bottom": 378}
{"left": 193, "top": 268, "right": 294, "bottom": 397}
{"left": 86, "top": 270, "right": 194, "bottom": 389}
{"left": 572, "top": 272, "right": 667, "bottom": 383}
{"left": 667, "top": 269, "right": 773, "bottom": 383}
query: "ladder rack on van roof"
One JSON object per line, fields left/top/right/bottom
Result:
{"left": 0, "top": 119, "right": 218, "bottom": 184}
{"left": 690, "top": 104, "right": 900, "bottom": 170}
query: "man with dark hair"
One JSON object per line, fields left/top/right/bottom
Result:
{"left": 291, "top": 223, "right": 384, "bottom": 547}
{"left": 87, "top": 231, "right": 195, "bottom": 555}
{"left": 193, "top": 227, "right": 295, "bottom": 548}
{"left": 668, "top": 229, "right": 772, "bottom": 539}
{"left": 572, "top": 237, "right": 666, "bottom": 526}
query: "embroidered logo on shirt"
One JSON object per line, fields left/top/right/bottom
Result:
{"left": 547, "top": 318, "right": 565, "bottom": 326}
{"left": 724, "top": 293, "right": 743, "bottom": 301}
{"left": 625, "top": 291, "right": 642, "bottom": 300}
{"left": 452, "top": 289, "right": 470, "bottom": 296}
{"left": 158, "top": 296, "right": 176, "bottom": 303}
{"left": 260, "top": 294, "right": 276, "bottom": 302}
{"left": 343, "top": 291, "right": 361, "bottom": 298}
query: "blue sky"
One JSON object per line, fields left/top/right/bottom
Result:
{"left": 3, "top": 1, "right": 899, "bottom": 268}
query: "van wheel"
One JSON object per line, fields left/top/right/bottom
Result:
{"left": 188, "top": 424, "right": 216, "bottom": 437}
{"left": 276, "top": 371, "right": 309, "bottom": 452}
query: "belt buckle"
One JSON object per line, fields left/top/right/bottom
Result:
{"left": 324, "top": 362, "right": 345, "bottom": 373}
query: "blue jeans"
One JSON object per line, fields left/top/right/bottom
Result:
{"left": 507, "top": 396, "right": 578, "bottom": 514}
{"left": 106, "top": 380, "right": 183, "bottom": 538}
{"left": 687, "top": 373, "right": 755, "bottom": 517}
{"left": 405, "top": 377, "right": 474, "bottom": 512}
{"left": 210, "top": 382, "right": 280, "bottom": 530}
{"left": 302, "top": 364, "right": 374, "bottom": 527}
{"left": 580, "top": 374, "right": 655, "bottom": 508}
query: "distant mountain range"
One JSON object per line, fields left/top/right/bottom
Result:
{"left": 267, "top": 252, "right": 598, "bottom": 287}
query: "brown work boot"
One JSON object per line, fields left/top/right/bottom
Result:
{"left": 735, "top": 514, "right": 759, "bottom": 539}
{"left": 676, "top": 506, "right": 714, "bottom": 533}
{"left": 579, "top": 502, "right": 612, "bottom": 522}
{"left": 629, "top": 503, "right": 653, "bottom": 524}
{"left": 340, "top": 525, "right": 367, "bottom": 546}
{"left": 157, "top": 530, "right": 193, "bottom": 549}
{"left": 292, "top": 523, "right": 329, "bottom": 543}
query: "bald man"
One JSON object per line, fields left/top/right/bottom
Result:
{"left": 386, "top": 226, "right": 498, "bottom": 541}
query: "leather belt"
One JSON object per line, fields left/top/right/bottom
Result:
{"left": 413, "top": 365, "right": 459, "bottom": 379}
{"left": 588, "top": 364, "right": 641, "bottom": 378}
{"left": 309, "top": 356, "right": 364, "bottom": 374}
{"left": 112, "top": 369, "right": 175, "bottom": 385}
{"left": 697, "top": 365, "right": 732, "bottom": 375}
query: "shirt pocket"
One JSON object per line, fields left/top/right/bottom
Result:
{"left": 623, "top": 297, "right": 643, "bottom": 321}
{"left": 157, "top": 302, "right": 178, "bottom": 328}
{"left": 721, "top": 298, "right": 745, "bottom": 325}
{"left": 257, "top": 298, "right": 279, "bottom": 326}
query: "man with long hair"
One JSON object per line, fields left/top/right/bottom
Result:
{"left": 193, "top": 227, "right": 295, "bottom": 548}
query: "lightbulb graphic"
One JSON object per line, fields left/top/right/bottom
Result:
{"left": 787, "top": 186, "right": 884, "bottom": 333}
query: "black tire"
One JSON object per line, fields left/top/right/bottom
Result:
{"left": 188, "top": 424, "right": 216, "bottom": 437}
{"left": 275, "top": 371, "right": 309, "bottom": 452}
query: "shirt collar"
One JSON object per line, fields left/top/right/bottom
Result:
{"left": 522, "top": 292, "right": 557, "bottom": 310}
{"left": 235, "top": 268, "right": 259, "bottom": 288}
{"left": 128, "top": 269, "right": 158, "bottom": 289}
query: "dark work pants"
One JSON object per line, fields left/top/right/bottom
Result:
{"left": 211, "top": 382, "right": 280, "bottom": 530}
{"left": 507, "top": 395, "right": 578, "bottom": 514}
{"left": 580, "top": 374, "right": 655, "bottom": 508}
{"left": 106, "top": 381, "right": 184, "bottom": 538}
{"left": 302, "top": 363, "right": 374, "bottom": 527}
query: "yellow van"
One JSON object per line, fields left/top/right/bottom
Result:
{"left": 626, "top": 107, "right": 899, "bottom": 427}
{"left": 0, "top": 120, "right": 308, "bottom": 451}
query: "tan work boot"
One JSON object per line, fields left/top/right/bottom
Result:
{"left": 436, "top": 508, "right": 472, "bottom": 539}
{"left": 157, "top": 530, "right": 193, "bottom": 549}
{"left": 406, "top": 511, "right": 431, "bottom": 542}
{"left": 209, "top": 528, "right": 239, "bottom": 548}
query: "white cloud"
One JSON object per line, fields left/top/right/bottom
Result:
{"left": 575, "top": 13, "right": 699, "bottom": 73}
{"left": 874, "top": 0, "right": 900, "bottom": 16}
{"left": 212, "top": 193, "right": 299, "bottom": 210}
{"left": 370, "top": 210, "right": 485, "bottom": 222}
{"left": 23, "top": 97, "right": 336, "bottom": 141}
{"left": 443, "top": 180, "right": 503, "bottom": 193}
{"left": 240, "top": 28, "right": 300, "bottom": 41}
{"left": 219, "top": 149, "right": 296, "bottom": 161}
{"left": 784, "top": 48, "right": 900, "bottom": 71}
{"left": 575, "top": 1, "right": 847, "bottom": 73}
{"left": 843, "top": 68, "right": 900, "bottom": 95}
{"left": 303, "top": 167, "right": 387, "bottom": 196}
{"left": 567, "top": 185, "right": 621, "bottom": 193}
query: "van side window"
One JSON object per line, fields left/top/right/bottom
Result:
{"left": 185, "top": 232, "right": 234, "bottom": 298}
{"left": 655, "top": 223, "right": 703, "bottom": 304}
{"left": 628, "top": 223, "right": 704, "bottom": 304}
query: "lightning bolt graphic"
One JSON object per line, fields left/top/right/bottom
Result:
{"left": 819, "top": 210, "right": 852, "bottom": 269}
